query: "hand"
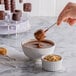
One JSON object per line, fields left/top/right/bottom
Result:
{"left": 57, "top": 2, "right": 76, "bottom": 26}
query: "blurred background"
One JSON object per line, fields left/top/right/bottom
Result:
{"left": 15, "top": 0, "right": 76, "bottom": 16}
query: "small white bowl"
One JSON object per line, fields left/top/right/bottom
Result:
{"left": 21, "top": 39, "right": 55, "bottom": 60}
{"left": 41, "top": 54, "right": 63, "bottom": 71}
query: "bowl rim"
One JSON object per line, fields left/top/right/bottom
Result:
{"left": 41, "top": 54, "right": 63, "bottom": 63}
{"left": 21, "top": 39, "right": 56, "bottom": 50}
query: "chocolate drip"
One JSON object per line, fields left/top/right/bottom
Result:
{"left": 23, "top": 3, "right": 32, "bottom": 12}
{"left": 10, "top": 0, "right": 15, "bottom": 13}
{"left": 4, "top": 0, "right": 10, "bottom": 10}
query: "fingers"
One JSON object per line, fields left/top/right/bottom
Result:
{"left": 57, "top": 16, "right": 63, "bottom": 25}
{"left": 61, "top": 2, "right": 73, "bottom": 12}
{"left": 63, "top": 18, "right": 76, "bottom": 25}
{"left": 57, "top": 11, "right": 70, "bottom": 25}
{"left": 57, "top": 2, "right": 73, "bottom": 25}
{"left": 67, "top": 18, "right": 76, "bottom": 26}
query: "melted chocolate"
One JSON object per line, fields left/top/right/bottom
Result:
{"left": 0, "top": 11, "right": 5, "bottom": 20}
{"left": 23, "top": 40, "right": 54, "bottom": 48}
{"left": 0, "top": 0, "right": 4, "bottom": 4}
{"left": 15, "top": 10, "right": 22, "bottom": 17}
{"left": 23, "top": 3, "right": 32, "bottom": 12}
{"left": 10, "top": 0, "right": 15, "bottom": 12}
{"left": 4, "top": 0, "right": 10, "bottom": 10}
{"left": 34, "top": 29, "right": 46, "bottom": 41}
{"left": 12, "top": 13, "right": 21, "bottom": 21}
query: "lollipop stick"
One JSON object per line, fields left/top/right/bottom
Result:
{"left": 8, "top": 23, "right": 10, "bottom": 36}
{"left": 5, "top": 55, "right": 16, "bottom": 61}
{"left": 15, "top": 21, "right": 18, "bottom": 37}
{"left": 0, "top": 62, "right": 16, "bottom": 68}
{"left": 44, "top": 22, "right": 57, "bottom": 32}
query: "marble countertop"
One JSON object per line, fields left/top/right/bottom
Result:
{"left": 0, "top": 17, "right": 76, "bottom": 76}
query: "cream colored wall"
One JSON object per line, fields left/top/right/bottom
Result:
{"left": 16, "top": 0, "right": 76, "bottom": 16}
{"left": 55, "top": 0, "right": 76, "bottom": 16}
{"left": 1, "top": 0, "right": 76, "bottom": 16}
{"left": 15, "top": 0, "right": 56, "bottom": 16}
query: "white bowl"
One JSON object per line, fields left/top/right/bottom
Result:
{"left": 41, "top": 54, "right": 63, "bottom": 71}
{"left": 21, "top": 39, "right": 55, "bottom": 60}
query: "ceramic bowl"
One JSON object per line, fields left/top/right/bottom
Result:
{"left": 41, "top": 54, "right": 63, "bottom": 71}
{"left": 21, "top": 39, "right": 55, "bottom": 60}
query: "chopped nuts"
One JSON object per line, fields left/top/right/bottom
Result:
{"left": 44, "top": 55, "right": 61, "bottom": 62}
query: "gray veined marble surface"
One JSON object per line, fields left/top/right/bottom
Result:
{"left": 0, "top": 17, "right": 76, "bottom": 76}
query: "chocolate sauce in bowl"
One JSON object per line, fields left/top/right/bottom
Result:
{"left": 23, "top": 40, "right": 54, "bottom": 48}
